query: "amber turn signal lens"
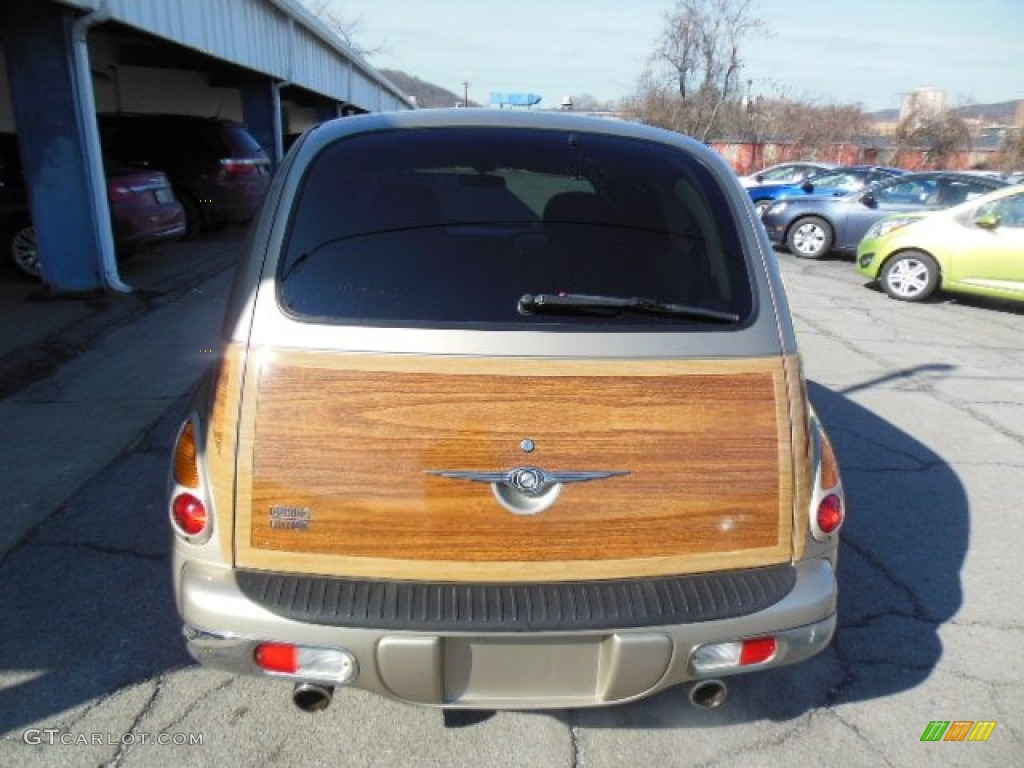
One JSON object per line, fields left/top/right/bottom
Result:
{"left": 818, "top": 429, "right": 840, "bottom": 490}
{"left": 173, "top": 420, "right": 201, "bottom": 488}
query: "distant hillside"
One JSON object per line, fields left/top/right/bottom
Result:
{"left": 955, "top": 100, "right": 1020, "bottom": 122}
{"left": 869, "top": 99, "right": 1020, "bottom": 123}
{"left": 380, "top": 69, "right": 481, "bottom": 109}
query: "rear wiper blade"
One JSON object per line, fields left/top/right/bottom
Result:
{"left": 517, "top": 293, "right": 740, "bottom": 323}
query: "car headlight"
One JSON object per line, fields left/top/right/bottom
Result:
{"left": 766, "top": 201, "right": 788, "bottom": 216}
{"left": 864, "top": 216, "right": 919, "bottom": 240}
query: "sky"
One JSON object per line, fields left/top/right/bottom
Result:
{"left": 326, "top": 0, "right": 1024, "bottom": 113}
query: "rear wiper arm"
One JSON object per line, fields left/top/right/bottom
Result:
{"left": 517, "top": 293, "right": 740, "bottom": 323}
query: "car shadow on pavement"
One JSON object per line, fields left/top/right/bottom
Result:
{"left": 567, "top": 374, "right": 967, "bottom": 727}
{"left": 0, "top": 394, "right": 195, "bottom": 735}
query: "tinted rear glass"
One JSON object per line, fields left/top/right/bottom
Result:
{"left": 278, "top": 127, "right": 752, "bottom": 329}
{"left": 219, "top": 122, "right": 268, "bottom": 159}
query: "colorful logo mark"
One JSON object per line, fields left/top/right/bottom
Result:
{"left": 920, "top": 721, "right": 997, "bottom": 742}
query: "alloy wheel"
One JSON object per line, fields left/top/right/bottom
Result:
{"left": 10, "top": 225, "right": 41, "bottom": 277}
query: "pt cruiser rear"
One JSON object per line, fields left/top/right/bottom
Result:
{"left": 169, "top": 110, "right": 844, "bottom": 711}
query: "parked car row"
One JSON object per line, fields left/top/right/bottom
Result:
{"left": 98, "top": 113, "right": 271, "bottom": 239}
{"left": 740, "top": 160, "right": 1023, "bottom": 306}
{"left": 856, "top": 183, "right": 1024, "bottom": 303}
{"left": 736, "top": 160, "right": 836, "bottom": 188}
{"left": 1, "top": 113, "right": 270, "bottom": 279}
{"left": 759, "top": 170, "right": 1008, "bottom": 260}
{"left": 1, "top": 132, "right": 186, "bottom": 278}
{"left": 747, "top": 165, "right": 905, "bottom": 216}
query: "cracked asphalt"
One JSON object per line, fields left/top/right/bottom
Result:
{"left": 0, "top": 237, "right": 1022, "bottom": 767}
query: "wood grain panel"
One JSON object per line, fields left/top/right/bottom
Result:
{"left": 205, "top": 343, "right": 245, "bottom": 561}
{"left": 232, "top": 352, "right": 799, "bottom": 580}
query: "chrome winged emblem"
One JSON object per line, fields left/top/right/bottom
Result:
{"left": 425, "top": 466, "right": 630, "bottom": 515}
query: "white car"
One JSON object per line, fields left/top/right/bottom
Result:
{"left": 737, "top": 161, "right": 837, "bottom": 188}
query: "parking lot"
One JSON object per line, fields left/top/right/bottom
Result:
{"left": 0, "top": 234, "right": 1022, "bottom": 767}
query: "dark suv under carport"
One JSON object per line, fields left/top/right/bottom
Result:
{"left": 98, "top": 113, "right": 271, "bottom": 238}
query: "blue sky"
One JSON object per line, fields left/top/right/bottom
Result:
{"left": 329, "top": 0, "right": 1024, "bottom": 112}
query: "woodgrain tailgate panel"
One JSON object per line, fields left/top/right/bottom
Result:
{"left": 235, "top": 354, "right": 796, "bottom": 581}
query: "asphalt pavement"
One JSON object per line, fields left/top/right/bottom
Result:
{"left": 0, "top": 230, "right": 242, "bottom": 558}
{"left": 0, "top": 236, "right": 1022, "bottom": 767}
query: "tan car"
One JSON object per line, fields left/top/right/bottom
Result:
{"left": 169, "top": 109, "right": 844, "bottom": 712}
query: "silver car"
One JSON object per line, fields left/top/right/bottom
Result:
{"left": 169, "top": 109, "right": 844, "bottom": 712}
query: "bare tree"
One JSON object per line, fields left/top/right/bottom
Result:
{"left": 643, "top": 0, "right": 767, "bottom": 140}
{"left": 997, "top": 128, "right": 1024, "bottom": 173}
{"left": 753, "top": 97, "right": 871, "bottom": 157}
{"left": 568, "top": 93, "right": 618, "bottom": 112}
{"left": 894, "top": 108, "right": 972, "bottom": 168}
{"left": 300, "top": 0, "right": 385, "bottom": 59}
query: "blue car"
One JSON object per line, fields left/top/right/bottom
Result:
{"left": 760, "top": 171, "right": 1008, "bottom": 259}
{"left": 748, "top": 166, "right": 905, "bottom": 216}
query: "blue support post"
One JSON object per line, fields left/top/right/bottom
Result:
{"left": 316, "top": 102, "right": 342, "bottom": 123}
{"left": 0, "top": 1, "right": 112, "bottom": 292}
{"left": 241, "top": 74, "right": 280, "bottom": 166}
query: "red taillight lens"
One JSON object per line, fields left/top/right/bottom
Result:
{"left": 817, "top": 493, "right": 844, "bottom": 534}
{"left": 692, "top": 636, "right": 780, "bottom": 673}
{"left": 220, "top": 158, "right": 262, "bottom": 177}
{"left": 740, "top": 637, "right": 778, "bottom": 666}
{"left": 255, "top": 643, "right": 298, "bottom": 674}
{"left": 172, "top": 492, "right": 208, "bottom": 536}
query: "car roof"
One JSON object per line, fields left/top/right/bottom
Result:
{"left": 292, "top": 109, "right": 745, "bottom": 188}
{"left": 302, "top": 108, "right": 721, "bottom": 151}
{"left": 941, "top": 178, "right": 1024, "bottom": 209}
{"left": 875, "top": 170, "right": 1007, "bottom": 184}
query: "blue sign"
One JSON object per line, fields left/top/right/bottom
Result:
{"left": 490, "top": 92, "right": 542, "bottom": 107}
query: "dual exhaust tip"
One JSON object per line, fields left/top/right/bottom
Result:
{"left": 293, "top": 683, "right": 334, "bottom": 712}
{"left": 292, "top": 679, "right": 727, "bottom": 713}
{"left": 689, "top": 679, "right": 727, "bottom": 709}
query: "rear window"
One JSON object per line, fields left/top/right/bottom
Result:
{"left": 219, "top": 122, "right": 268, "bottom": 159}
{"left": 278, "top": 127, "right": 752, "bottom": 329}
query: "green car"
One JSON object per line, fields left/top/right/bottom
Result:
{"left": 856, "top": 184, "right": 1024, "bottom": 302}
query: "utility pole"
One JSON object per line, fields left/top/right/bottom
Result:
{"left": 462, "top": 80, "right": 470, "bottom": 108}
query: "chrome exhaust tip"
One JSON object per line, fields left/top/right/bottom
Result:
{"left": 293, "top": 682, "right": 334, "bottom": 712}
{"left": 689, "top": 679, "right": 727, "bottom": 709}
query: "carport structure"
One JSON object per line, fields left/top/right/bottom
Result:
{"left": 0, "top": 0, "right": 413, "bottom": 293}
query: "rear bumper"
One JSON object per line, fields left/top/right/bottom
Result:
{"left": 177, "top": 558, "right": 837, "bottom": 709}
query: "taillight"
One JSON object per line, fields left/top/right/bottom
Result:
{"left": 172, "top": 492, "right": 208, "bottom": 536}
{"left": 739, "top": 636, "right": 777, "bottom": 666}
{"left": 220, "top": 157, "right": 263, "bottom": 177}
{"left": 254, "top": 643, "right": 359, "bottom": 684}
{"left": 170, "top": 418, "right": 210, "bottom": 540}
{"left": 817, "top": 493, "right": 843, "bottom": 534}
{"left": 691, "top": 636, "right": 779, "bottom": 673}
{"left": 809, "top": 415, "right": 844, "bottom": 540}
{"left": 255, "top": 643, "right": 298, "bottom": 674}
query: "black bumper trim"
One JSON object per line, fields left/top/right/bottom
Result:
{"left": 234, "top": 564, "right": 796, "bottom": 632}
